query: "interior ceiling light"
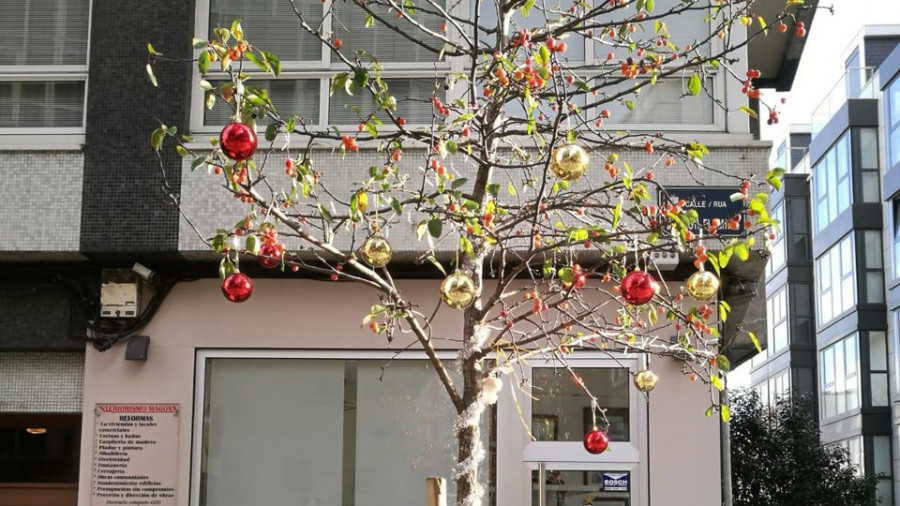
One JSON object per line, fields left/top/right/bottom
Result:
{"left": 25, "top": 428, "right": 47, "bottom": 435}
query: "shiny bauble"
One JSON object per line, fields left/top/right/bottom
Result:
{"left": 221, "top": 272, "right": 253, "bottom": 303}
{"left": 620, "top": 270, "right": 659, "bottom": 306}
{"left": 440, "top": 271, "right": 478, "bottom": 309}
{"left": 359, "top": 235, "right": 393, "bottom": 268}
{"left": 257, "top": 244, "right": 282, "bottom": 268}
{"left": 550, "top": 144, "right": 590, "bottom": 181}
{"left": 634, "top": 369, "right": 659, "bottom": 393}
{"left": 220, "top": 122, "right": 258, "bottom": 161}
{"left": 686, "top": 269, "right": 719, "bottom": 301}
{"left": 583, "top": 429, "right": 610, "bottom": 454}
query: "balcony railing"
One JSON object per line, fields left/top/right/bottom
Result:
{"left": 811, "top": 67, "right": 878, "bottom": 139}
{"left": 773, "top": 146, "right": 810, "bottom": 173}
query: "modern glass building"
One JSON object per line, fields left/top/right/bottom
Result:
{"left": 750, "top": 25, "right": 900, "bottom": 504}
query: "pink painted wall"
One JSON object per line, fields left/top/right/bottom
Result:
{"left": 79, "top": 278, "right": 722, "bottom": 506}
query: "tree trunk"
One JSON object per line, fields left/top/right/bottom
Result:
{"left": 455, "top": 351, "right": 487, "bottom": 506}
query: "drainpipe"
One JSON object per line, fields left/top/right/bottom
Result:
{"left": 721, "top": 379, "right": 733, "bottom": 506}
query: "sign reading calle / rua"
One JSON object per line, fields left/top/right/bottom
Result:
{"left": 662, "top": 187, "right": 745, "bottom": 236}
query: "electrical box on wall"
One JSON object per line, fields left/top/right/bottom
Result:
{"left": 100, "top": 270, "right": 142, "bottom": 318}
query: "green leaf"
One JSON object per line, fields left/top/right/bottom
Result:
{"left": 507, "top": 182, "right": 517, "bottom": 196}
{"left": 520, "top": 0, "right": 535, "bottom": 17}
{"left": 147, "top": 43, "right": 160, "bottom": 55}
{"left": 558, "top": 266, "right": 575, "bottom": 284}
{"left": 150, "top": 127, "right": 165, "bottom": 151}
{"left": 721, "top": 404, "right": 731, "bottom": 423}
{"left": 538, "top": 44, "right": 551, "bottom": 65}
{"left": 145, "top": 63, "right": 158, "bottom": 87}
{"left": 428, "top": 218, "right": 443, "bottom": 238}
{"left": 365, "top": 13, "right": 375, "bottom": 27}
{"left": 748, "top": 331, "right": 761, "bottom": 353}
{"left": 198, "top": 50, "right": 211, "bottom": 74}
{"left": 451, "top": 178, "right": 469, "bottom": 190}
{"left": 716, "top": 355, "right": 731, "bottom": 372}
{"left": 611, "top": 199, "right": 622, "bottom": 230}
{"left": 262, "top": 51, "right": 281, "bottom": 76}
{"left": 757, "top": 16, "right": 768, "bottom": 35}
{"left": 767, "top": 168, "right": 785, "bottom": 191}
{"left": 175, "top": 145, "right": 189, "bottom": 157}
{"left": 390, "top": 197, "right": 403, "bottom": 215}
{"left": 265, "top": 123, "right": 278, "bottom": 142}
{"left": 428, "top": 255, "right": 447, "bottom": 274}
{"left": 711, "top": 374, "right": 723, "bottom": 391}
{"left": 734, "top": 242, "right": 749, "bottom": 261}
{"left": 192, "top": 37, "right": 208, "bottom": 49}
{"left": 245, "top": 234, "right": 259, "bottom": 254}
{"left": 705, "top": 407, "right": 714, "bottom": 418}
{"left": 317, "top": 203, "right": 333, "bottom": 223}
{"left": 688, "top": 73, "right": 702, "bottom": 96}
{"left": 352, "top": 68, "right": 369, "bottom": 90}
{"left": 460, "top": 237, "right": 475, "bottom": 258}
{"left": 230, "top": 19, "right": 244, "bottom": 40}
{"left": 738, "top": 106, "right": 757, "bottom": 118}
{"left": 624, "top": 100, "right": 634, "bottom": 111}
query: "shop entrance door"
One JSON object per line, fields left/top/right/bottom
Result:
{"left": 0, "top": 414, "right": 81, "bottom": 506}
{"left": 533, "top": 463, "right": 631, "bottom": 506}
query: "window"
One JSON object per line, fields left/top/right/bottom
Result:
{"left": 767, "top": 286, "right": 789, "bottom": 354}
{"left": 832, "top": 436, "right": 863, "bottom": 475}
{"left": 862, "top": 230, "right": 884, "bottom": 304}
{"left": 199, "top": 357, "right": 490, "bottom": 506}
{"left": 774, "top": 140, "right": 787, "bottom": 170}
{"left": 813, "top": 132, "right": 852, "bottom": 233}
{"left": 532, "top": 368, "right": 629, "bottom": 442}
{"left": 816, "top": 234, "right": 855, "bottom": 326}
{"left": 894, "top": 311, "right": 900, "bottom": 396}
{"left": 893, "top": 200, "right": 900, "bottom": 280}
{"left": 869, "top": 332, "right": 889, "bottom": 407}
{"left": 0, "top": 0, "right": 90, "bottom": 131}
{"left": 820, "top": 333, "right": 860, "bottom": 420}
{"left": 766, "top": 202, "right": 786, "bottom": 278}
{"left": 873, "top": 436, "right": 893, "bottom": 504}
{"left": 887, "top": 77, "right": 900, "bottom": 170}
{"left": 859, "top": 128, "right": 880, "bottom": 201}
{"left": 201, "top": 0, "right": 448, "bottom": 129}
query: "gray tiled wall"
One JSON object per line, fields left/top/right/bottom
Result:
{"left": 0, "top": 352, "right": 84, "bottom": 413}
{"left": 178, "top": 145, "right": 771, "bottom": 253}
{"left": 0, "top": 151, "right": 84, "bottom": 252}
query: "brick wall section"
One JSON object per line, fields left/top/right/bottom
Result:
{"left": 0, "top": 352, "right": 84, "bottom": 413}
{"left": 178, "top": 144, "right": 772, "bottom": 253}
{"left": 0, "top": 152, "right": 84, "bottom": 252}
{"left": 79, "top": 0, "right": 194, "bottom": 255}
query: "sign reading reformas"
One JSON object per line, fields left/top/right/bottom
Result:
{"left": 92, "top": 404, "right": 179, "bottom": 506}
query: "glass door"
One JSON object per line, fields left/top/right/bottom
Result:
{"left": 532, "top": 464, "right": 631, "bottom": 506}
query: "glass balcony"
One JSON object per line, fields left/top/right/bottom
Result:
{"left": 811, "top": 67, "right": 878, "bottom": 139}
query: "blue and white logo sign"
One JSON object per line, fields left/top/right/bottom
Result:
{"left": 601, "top": 472, "right": 630, "bottom": 492}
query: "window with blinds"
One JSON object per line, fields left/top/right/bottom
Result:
{"left": 0, "top": 0, "right": 90, "bottom": 130}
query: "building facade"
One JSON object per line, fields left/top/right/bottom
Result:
{"left": 0, "top": 1, "right": 812, "bottom": 505}
{"left": 750, "top": 25, "right": 900, "bottom": 505}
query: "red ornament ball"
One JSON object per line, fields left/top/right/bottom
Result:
{"left": 220, "top": 122, "right": 258, "bottom": 161}
{"left": 222, "top": 272, "right": 253, "bottom": 303}
{"left": 257, "top": 244, "right": 282, "bottom": 268}
{"left": 620, "top": 270, "right": 658, "bottom": 306}
{"left": 583, "top": 429, "right": 610, "bottom": 454}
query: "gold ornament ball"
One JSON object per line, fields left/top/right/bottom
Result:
{"left": 359, "top": 235, "right": 393, "bottom": 268}
{"left": 441, "top": 271, "right": 478, "bottom": 310}
{"left": 634, "top": 369, "right": 658, "bottom": 393}
{"left": 550, "top": 145, "right": 590, "bottom": 181}
{"left": 686, "top": 270, "right": 720, "bottom": 301}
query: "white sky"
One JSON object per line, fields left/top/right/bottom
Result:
{"left": 731, "top": 0, "right": 900, "bottom": 389}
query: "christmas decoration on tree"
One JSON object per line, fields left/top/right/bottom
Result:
{"left": 440, "top": 271, "right": 477, "bottom": 309}
{"left": 221, "top": 272, "right": 253, "bottom": 303}
{"left": 257, "top": 243, "right": 282, "bottom": 268}
{"left": 550, "top": 144, "right": 589, "bottom": 181}
{"left": 583, "top": 428, "right": 610, "bottom": 454}
{"left": 634, "top": 369, "right": 659, "bottom": 393}
{"left": 219, "top": 122, "right": 257, "bottom": 161}
{"left": 620, "top": 270, "right": 659, "bottom": 306}
{"left": 686, "top": 267, "right": 720, "bottom": 301}
{"left": 359, "top": 235, "right": 393, "bottom": 268}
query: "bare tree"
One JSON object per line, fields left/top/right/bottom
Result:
{"left": 147, "top": 0, "right": 808, "bottom": 503}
